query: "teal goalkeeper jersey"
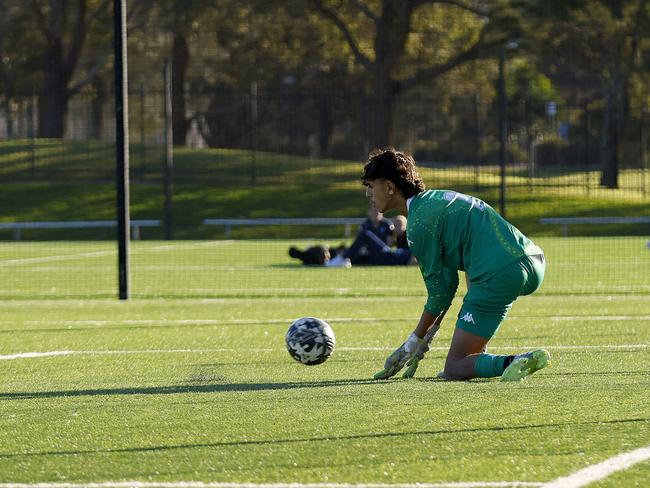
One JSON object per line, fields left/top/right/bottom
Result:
{"left": 406, "top": 189, "right": 543, "bottom": 315}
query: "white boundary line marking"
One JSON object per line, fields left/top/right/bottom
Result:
{"left": 0, "top": 482, "right": 543, "bottom": 488}
{"left": 0, "top": 344, "right": 648, "bottom": 361}
{"left": 550, "top": 315, "right": 650, "bottom": 321}
{"left": 0, "top": 250, "right": 116, "bottom": 267}
{"left": 6, "top": 315, "right": 650, "bottom": 327}
{"left": 1, "top": 443, "right": 650, "bottom": 488}
{"left": 0, "top": 241, "right": 235, "bottom": 268}
{"left": 543, "top": 444, "right": 650, "bottom": 487}
{"left": 0, "top": 447, "right": 646, "bottom": 488}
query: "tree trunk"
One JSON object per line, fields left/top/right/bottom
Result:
{"left": 600, "top": 99, "right": 619, "bottom": 188}
{"left": 172, "top": 32, "right": 189, "bottom": 146}
{"left": 369, "top": 74, "right": 394, "bottom": 149}
{"left": 317, "top": 94, "right": 332, "bottom": 157}
{"left": 89, "top": 77, "right": 104, "bottom": 139}
{"left": 600, "top": 76, "right": 627, "bottom": 189}
{"left": 38, "top": 43, "right": 68, "bottom": 138}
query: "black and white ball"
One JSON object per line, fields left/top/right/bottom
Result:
{"left": 285, "top": 317, "right": 336, "bottom": 365}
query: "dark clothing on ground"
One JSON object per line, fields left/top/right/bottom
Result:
{"left": 288, "top": 216, "right": 411, "bottom": 266}
{"left": 289, "top": 245, "right": 328, "bottom": 265}
{"left": 346, "top": 228, "right": 412, "bottom": 266}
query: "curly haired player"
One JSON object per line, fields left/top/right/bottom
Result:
{"left": 365, "top": 148, "right": 550, "bottom": 381}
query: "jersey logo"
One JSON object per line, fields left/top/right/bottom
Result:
{"left": 407, "top": 239, "right": 414, "bottom": 246}
{"left": 443, "top": 191, "right": 486, "bottom": 211}
{"left": 461, "top": 312, "right": 476, "bottom": 324}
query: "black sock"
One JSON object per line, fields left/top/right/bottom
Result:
{"left": 503, "top": 355, "right": 516, "bottom": 368}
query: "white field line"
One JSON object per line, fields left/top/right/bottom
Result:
{"left": 0, "top": 482, "right": 544, "bottom": 488}
{"left": 0, "top": 241, "right": 234, "bottom": 268}
{"left": 0, "top": 446, "right": 649, "bottom": 488}
{"left": 0, "top": 350, "right": 245, "bottom": 360}
{"left": 0, "top": 451, "right": 646, "bottom": 488}
{"left": 543, "top": 444, "right": 650, "bottom": 488}
{"left": 5, "top": 314, "right": 650, "bottom": 328}
{"left": 142, "top": 241, "right": 236, "bottom": 252}
{"left": 2, "top": 440, "right": 650, "bottom": 488}
{"left": 340, "top": 345, "right": 650, "bottom": 351}
{"left": 549, "top": 315, "right": 650, "bottom": 321}
{"left": 16, "top": 318, "right": 389, "bottom": 326}
{"left": 0, "top": 250, "right": 116, "bottom": 267}
{"left": 0, "top": 344, "right": 648, "bottom": 361}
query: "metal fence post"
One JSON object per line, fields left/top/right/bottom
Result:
{"left": 113, "top": 0, "right": 131, "bottom": 300}
{"left": 498, "top": 48, "right": 507, "bottom": 218}
{"left": 584, "top": 103, "right": 591, "bottom": 195}
{"left": 164, "top": 59, "right": 174, "bottom": 240}
{"left": 642, "top": 108, "right": 648, "bottom": 197}
{"left": 250, "top": 81, "right": 258, "bottom": 185}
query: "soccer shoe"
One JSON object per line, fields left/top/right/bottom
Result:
{"left": 325, "top": 254, "right": 351, "bottom": 268}
{"left": 501, "top": 349, "right": 551, "bottom": 382}
{"left": 289, "top": 247, "right": 307, "bottom": 260}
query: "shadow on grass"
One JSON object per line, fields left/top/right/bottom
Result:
{"left": 543, "top": 371, "right": 650, "bottom": 377}
{"left": 6, "top": 365, "right": 648, "bottom": 402}
{"left": 0, "top": 378, "right": 382, "bottom": 400}
{"left": 0, "top": 417, "right": 646, "bottom": 459}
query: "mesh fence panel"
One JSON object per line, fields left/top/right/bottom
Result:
{"left": 1, "top": 90, "right": 648, "bottom": 299}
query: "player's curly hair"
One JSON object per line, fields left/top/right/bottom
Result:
{"left": 361, "top": 148, "right": 425, "bottom": 198}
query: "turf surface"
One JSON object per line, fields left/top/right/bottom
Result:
{"left": 0, "top": 238, "right": 649, "bottom": 485}
{"left": 1, "top": 237, "right": 648, "bottom": 299}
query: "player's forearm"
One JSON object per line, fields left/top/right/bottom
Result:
{"left": 413, "top": 308, "right": 447, "bottom": 338}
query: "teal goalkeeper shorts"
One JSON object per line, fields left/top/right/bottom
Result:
{"left": 455, "top": 254, "right": 546, "bottom": 339}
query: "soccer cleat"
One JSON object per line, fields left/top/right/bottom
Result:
{"left": 501, "top": 349, "right": 551, "bottom": 382}
{"left": 289, "top": 247, "right": 307, "bottom": 260}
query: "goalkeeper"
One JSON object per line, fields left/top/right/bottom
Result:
{"left": 366, "top": 148, "right": 550, "bottom": 382}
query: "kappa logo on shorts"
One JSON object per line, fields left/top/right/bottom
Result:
{"left": 461, "top": 312, "right": 476, "bottom": 324}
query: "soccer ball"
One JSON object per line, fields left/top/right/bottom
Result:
{"left": 285, "top": 317, "right": 336, "bottom": 365}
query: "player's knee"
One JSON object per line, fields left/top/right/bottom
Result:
{"left": 443, "top": 366, "right": 469, "bottom": 381}
{"left": 443, "top": 357, "right": 473, "bottom": 381}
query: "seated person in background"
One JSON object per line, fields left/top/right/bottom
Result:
{"left": 392, "top": 215, "right": 409, "bottom": 249}
{"left": 326, "top": 207, "right": 393, "bottom": 267}
{"left": 325, "top": 216, "right": 415, "bottom": 268}
{"left": 289, "top": 207, "right": 390, "bottom": 267}
{"left": 288, "top": 209, "right": 413, "bottom": 267}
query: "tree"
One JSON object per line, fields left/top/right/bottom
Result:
{"left": 0, "top": 1, "right": 41, "bottom": 136}
{"left": 152, "top": 0, "right": 214, "bottom": 146}
{"left": 27, "top": 0, "right": 153, "bottom": 138}
{"left": 523, "top": 0, "right": 649, "bottom": 188}
{"left": 310, "top": 0, "right": 522, "bottom": 148}
{"left": 30, "top": 0, "right": 106, "bottom": 137}
{"left": 183, "top": 0, "right": 355, "bottom": 154}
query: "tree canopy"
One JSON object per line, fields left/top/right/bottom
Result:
{"left": 0, "top": 0, "right": 648, "bottom": 186}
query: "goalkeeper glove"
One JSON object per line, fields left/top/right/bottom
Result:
{"left": 373, "top": 333, "right": 428, "bottom": 380}
{"left": 401, "top": 332, "right": 431, "bottom": 378}
{"left": 402, "top": 324, "right": 441, "bottom": 378}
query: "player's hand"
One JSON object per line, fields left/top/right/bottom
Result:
{"left": 373, "top": 343, "right": 410, "bottom": 379}
{"left": 374, "top": 332, "right": 427, "bottom": 380}
{"left": 401, "top": 333, "right": 429, "bottom": 378}
{"left": 402, "top": 356, "right": 422, "bottom": 378}
{"left": 402, "top": 324, "right": 441, "bottom": 378}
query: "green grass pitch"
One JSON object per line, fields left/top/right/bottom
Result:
{"left": 0, "top": 238, "right": 649, "bottom": 486}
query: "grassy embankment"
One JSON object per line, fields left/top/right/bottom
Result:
{"left": 1, "top": 139, "right": 648, "bottom": 239}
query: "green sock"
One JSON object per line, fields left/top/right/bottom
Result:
{"left": 474, "top": 353, "right": 510, "bottom": 378}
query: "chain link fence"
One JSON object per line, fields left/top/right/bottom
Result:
{"left": 1, "top": 88, "right": 648, "bottom": 298}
